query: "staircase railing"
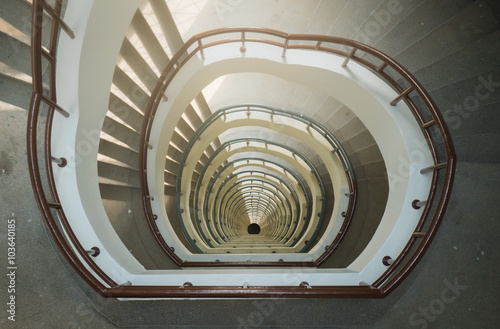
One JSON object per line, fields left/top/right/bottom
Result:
{"left": 139, "top": 27, "right": 456, "bottom": 295}
{"left": 28, "top": 2, "right": 455, "bottom": 297}
{"left": 174, "top": 104, "right": 355, "bottom": 259}
{"left": 28, "top": 0, "right": 117, "bottom": 295}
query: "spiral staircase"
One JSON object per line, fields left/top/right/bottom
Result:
{"left": 1, "top": 0, "right": 499, "bottom": 327}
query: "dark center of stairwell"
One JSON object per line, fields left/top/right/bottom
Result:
{"left": 247, "top": 223, "right": 261, "bottom": 235}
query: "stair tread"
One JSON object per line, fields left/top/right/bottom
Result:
{"left": 412, "top": 29, "right": 500, "bottom": 92}
{"left": 394, "top": 0, "right": 498, "bottom": 73}
{"left": 98, "top": 176, "right": 140, "bottom": 189}
{"left": 374, "top": 0, "right": 476, "bottom": 57}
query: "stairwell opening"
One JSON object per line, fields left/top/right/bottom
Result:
{"left": 247, "top": 223, "right": 261, "bottom": 235}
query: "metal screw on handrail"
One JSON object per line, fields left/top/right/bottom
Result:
{"left": 382, "top": 256, "right": 394, "bottom": 266}
{"left": 299, "top": 281, "right": 311, "bottom": 289}
{"left": 47, "top": 202, "right": 61, "bottom": 209}
{"left": 179, "top": 282, "right": 193, "bottom": 288}
{"left": 413, "top": 232, "right": 426, "bottom": 238}
{"left": 341, "top": 212, "right": 346, "bottom": 217}
{"left": 412, "top": 199, "right": 427, "bottom": 209}
{"left": 51, "top": 156, "right": 67, "bottom": 167}
{"left": 86, "top": 247, "right": 100, "bottom": 257}
{"left": 146, "top": 195, "right": 154, "bottom": 201}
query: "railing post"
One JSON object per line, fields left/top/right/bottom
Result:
{"left": 41, "top": 0, "right": 75, "bottom": 39}
{"left": 382, "top": 256, "right": 394, "bottom": 266}
{"left": 420, "top": 162, "right": 447, "bottom": 174}
{"left": 86, "top": 247, "right": 100, "bottom": 257}
{"left": 240, "top": 32, "right": 246, "bottom": 53}
{"left": 42, "top": 96, "right": 70, "bottom": 117}
{"left": 390, "top": 86, "right": 413, "bottom": 106}
{"left": 51, "top": 156, "right": 67, "bottom": 167}
{"left": 341, "top": 48, "right": 357, "bottom": 67}
{"left": 282, "top": 39, "right": 289, "bottom": 58}
{"left": 412, "top": 199, "right": 427, "bottom": 209}
{"left": 198, "top": 39, "right": 205, "bottom": 59}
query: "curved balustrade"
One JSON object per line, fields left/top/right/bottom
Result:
{"left": 172, "top": 104, "right": 354, "bottom": 256}
{"left": 29, "top": 2, "right": 455, "bottom": 297}
{"left": 140, "top": 28, "right": 455, "bottom": 281}
{"left": 27, "top": 0, "right": 117, "bottom": 295}
{"left": 202, "top": 157, "right": 313, "bottom": 249}
{"left": 177, "top": 137, "right": 331, "bottom": 256}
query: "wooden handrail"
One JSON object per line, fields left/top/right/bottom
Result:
{"left": 28, "top": 0, "right": 117, "bottom": 295}
{"left": 27, "top": 0, "right": 455, "bottom": 297}
{"left": 138, "top": 27, "right": 456, "bottom": 293}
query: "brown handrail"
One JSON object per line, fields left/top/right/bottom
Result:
{"left": 138, "top": 27, "right": 455, "bottom": 288}
{"left": 27, "top": 1, "right": 455, "bottom": 297}
{"left": 28, "top": 0, "right": 117, "bottom": 294}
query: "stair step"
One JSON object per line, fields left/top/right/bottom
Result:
{"left": 374, "top": 0, "right": 475, "bottom": 57}
{"left": 329, "top": 0, "right": 384, "bottom": 39}
{"left": 112, "top": 66, "right": 150, "bottom": 112}
{"left": 354, "top": 144, "right": 384, "bottom": 166}
{"left": 343, "top": 129, "right": 377, "bottom": 154}
{"left": 149, "top": 0, "right": 185, "bottom": 55}
{"left": 0, "top": 0, "right": 32, "bottom": 41}
{"left": 130, "top": 9, "right": 169, "bottom": 72}
{"left": 337, "top": 117, "right": 368, "bottom": 141}
{"left": 119, "top": 37, "right": 158, "bottom": 92}
{"left": 0, "top": 69, "right": 32, "bottom": 110}
{"left": 485, "top": 0, "right": 500, "bottom": 18}
{"left": 98, "top": 176, "right": 140, "bottom": 189}
{"left": 98, "top": 138, "right": 139, "bottom": 167}
{"left": 101, "top": 116, "right": 141, "bottom": 151}
{"left": 322, "top": 105, "right": 357, "bottom": 133}
{"left": 108, "top": 92, "right": 144, "bottom": 132}
{"left": 319, "top": 177, "right": 388, "bottom": 268}
{"left": 354, "top": 160, "right": 387, "bottom": 180}
{"left": 453, "top": 133, "right": 500, "bottom": 163}
{"left": 412, "top": 29, "right": 500, "bottom": 92}
{"left": 0, "top": 16, "right": 30, "bottom": 45}
{"left": 313, "top": 96, "right": 343, "bottom": 124}
{"left": 394, "top": 0, "right": 498, "bottom": 73}
{"left": 351, "top": 0, "right": 422, "bottom": 46}
{"left": 97, "top": 153, "right": 138, "bottom": 171}
{"left": 98, "top": 161, "right": 140, "bottom": 188}
{"left": 0, "top": 28, "right": 31, "bottom": 78}
{"left": 305, "top": 0, "right": 350, "bottom": 35}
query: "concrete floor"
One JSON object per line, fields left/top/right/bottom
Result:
{"left": 1, "top": 0, "right": 500, "bottom": 328}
